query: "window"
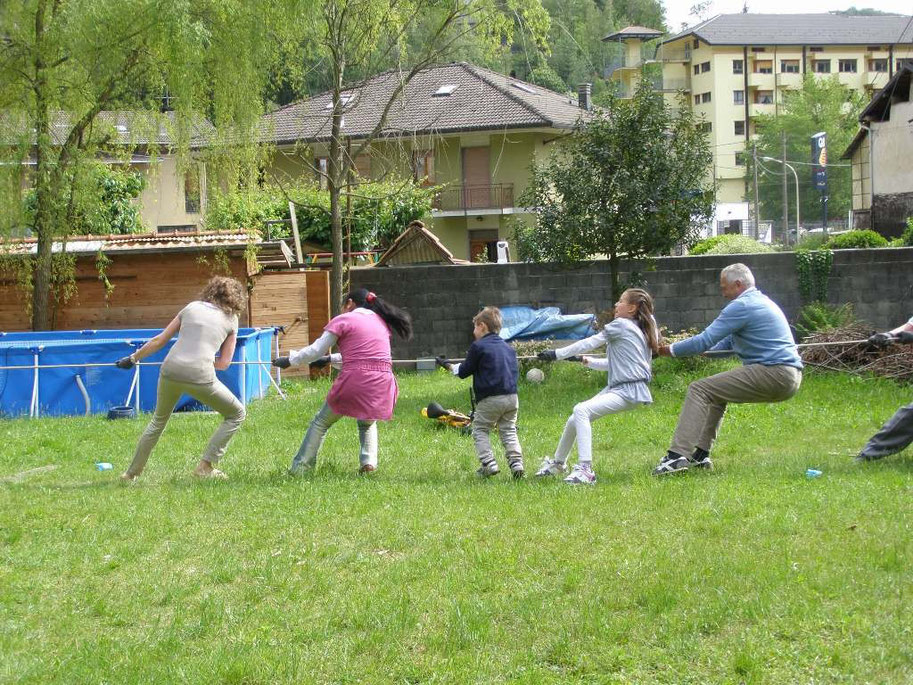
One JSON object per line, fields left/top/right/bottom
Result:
{"left": 694, "top": 94, "right": 701, "bottom": 105}
{"left": 433, "top": 84, "right": 459, "bottom": 97}
{"left": 869, "top": 58, "right": 888, "bottom": 72}
{"left": 733, "top": 59, "right": 744, "bottom": 74}
{"left": 781, "top": 59, "right": 800, "bottom": 73}
{"left": 809, "top": 46, "right": 823, "bottom": 52}
{"left": 814, "top": 59, "right": 831, "bottom": 74}
{"left": 839, "top": 59, "right": 857, "bottom": 73}
{"left": 694, "top": 64, "right": 700, "bottom": 76}
{"left": 315, "top": 157, "right": 328, "bottom": 189}
{"left": 735, "top": 152, "right": 746, "bottom": 166}
{"left": 323, "top": 94, "right": 354, "bottom": 110}
{"left": 701, "top": 61, "right": 711, "bottom": 73}
{"left": 412, "top": 150, "right": 434, "bottom": 184}
{"left": 693, "top": 39, "right": 700, "bottom": 49}
{"left": 754, "top": 60, "right": 773, "bottom": 74}
{"left": 866, "top": 45, "right": 882, "bottom": 52}
{"left": 734, "top": 120, "right": 745, "bottom": 135}
{"left": 755, "top": 90, "right": 773, "bottom": 104}
{"left": 184, "top": 166, "right": 201, "bottom": 214}
{"left": 733, "top": 90, "right": 745, "bottom": 104}
{"left": 699, "top": 121, "right": 712, "bottom": 133}
{"left": 751, "top": 47, "right": 766, "bottom": 53}
{"left": 701, "top": 92, "right": 711, "bottom": 103}
{"left": 511, "top": 82, "right": 537, "bottom": 94}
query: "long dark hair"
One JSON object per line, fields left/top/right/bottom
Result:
{"left": 622, "top": 288, "right": 659, "bottom": 355}
{"left": 347, "top": 288, "right": 413, "bottom": 340}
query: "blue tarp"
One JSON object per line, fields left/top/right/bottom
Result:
{"left": 0, "top": 327, "right": 277, "bottom": 418}
{"left": 499, "top": 306, "right": 595, "bottom": 342}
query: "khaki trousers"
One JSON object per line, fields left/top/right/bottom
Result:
{"left": 472, "top": 394, "right": 523, "bottom": 466}
{"left": 126, "top": 375, "right": 246, "bottom": 477}
{"left": 670, "top": 364, "right": 801, "bottom": 457}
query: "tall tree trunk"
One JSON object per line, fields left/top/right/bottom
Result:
{"left": 328, "top": 59, "right": 345, "bottom": 316}
{"left": 609, "top": 251, "right": 621, "bottom": 305}
{"left": 31, "top": 0, "right": 53, "bottom": 331}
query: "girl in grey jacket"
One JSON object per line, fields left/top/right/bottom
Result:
{"left": 535, "top": 288, "right": 659, "bottom": 484}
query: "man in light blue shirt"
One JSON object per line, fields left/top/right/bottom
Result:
{"left": 652, "top": 263, "right": 803, "bottom": 475}
{"left": 856, "top": 316, "right": 913, "bottom": 461}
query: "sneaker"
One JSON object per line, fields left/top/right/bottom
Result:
{"left": 651, "top": 453, "right": 689, "bottom": 476}
{"left": 563, "top": 463, "right": 596, "bottom": 485}
{"left": 476, "top": 461, "right": 500, "bottom": 478}
{"left": 508, "top": 458, "right": 525, "bottom": 480}
{"left": 689, "top": 448, "right": 714, "bottom": 470}
{"left": 534, "top": 458, "right": 567, "bottom": 477}
{"left": 192, "top": 467, "right": 228, "bottom": 479}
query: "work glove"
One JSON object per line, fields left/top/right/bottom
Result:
{"left": 310, "top": 356, "right": 331, "bottom": 369}
{"left": 115, "top": 355, "right": 135, "bottom": 370}
{"left": 896, "top": 331, "right": 913, "bottom": 345}
{"left": 537, "top": 350, "right": 557, "bottom": 362}
{"left": 272, "top": 356, "right": 291, "bottom": 369}
{"left": 434, "top": 355, "right": 452, "bottom": 371}
{"left": 867, "top": 332, "right": 892, "bottom": 348}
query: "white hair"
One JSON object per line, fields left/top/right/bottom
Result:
{"left": 720, "top": 263, "right": 755, "bottom": 287}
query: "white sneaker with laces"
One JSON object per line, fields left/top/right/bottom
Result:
{"left": 534, "top": 458, "right": 567, "bottom": 477}
{"left": 563, "top": 463, "right": 596, "bottom": 485}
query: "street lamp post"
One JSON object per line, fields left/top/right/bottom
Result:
{"left": 761, "top": 156, "right": 800, "bottom": 245}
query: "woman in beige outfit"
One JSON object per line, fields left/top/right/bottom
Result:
{"left": 119, "top": 277, "right": 247, "bottom": 482}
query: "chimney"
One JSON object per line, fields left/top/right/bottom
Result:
{"left": 577, "top": 83, "right": 592, "bottom": 111}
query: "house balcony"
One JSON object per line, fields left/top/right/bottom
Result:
{"left": 432, "top": 183, "right": 516, "bottom": 216}
{"left": 747, "top": 72, "right": 776, "bottom": 89}
{"left": 657, "top": 77, "right": 691, "bottom": 92}
{"left": 776, "top": 72, "right": 803, "bottom": 89}
{"left": 748, "top": 101, "right": 776, "bottom": 118}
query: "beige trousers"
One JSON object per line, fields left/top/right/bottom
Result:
{"left": 126, "top": 375, "right": 246, "bottom": 477}
{"left": 472, "top": 394, "right": 523, "bottom": 465}
{"left": 670, "top": 364, "right": 802, "bottom": 457}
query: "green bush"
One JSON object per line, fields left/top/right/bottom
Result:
{"left": 825, "top": 229, "right": 888, "bottom": 249}
{"left": 794, "top": 232, "right": 830, "bottom": 250}
{"left": 901, "top": 217, "right": 913, "bottom": 247}
{"left": 206, "top": 179, "right": 435, "bottom": 250}
{"left": 689, "top": 234, "right": 773, "bottom": 255}
{"left": 795, "top": 302, "right": 857, "bottom": 339}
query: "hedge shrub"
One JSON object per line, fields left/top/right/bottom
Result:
{"left": 825, "top": 229, "right": 888, "bottom": 250}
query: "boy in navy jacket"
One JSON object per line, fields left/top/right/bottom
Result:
{"left": 437, "top": 307, "right": 524, "bottom": 478}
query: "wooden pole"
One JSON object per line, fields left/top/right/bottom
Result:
{"left": 288, "top": 201, "right": 304, "bottom": 265}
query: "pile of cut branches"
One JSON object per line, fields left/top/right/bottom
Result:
{"left": 801, "top": 323, "right": 913, "bottom": 383}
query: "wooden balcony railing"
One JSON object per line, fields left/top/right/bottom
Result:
{"left": 432, "top": 183, "right": 515, "bottom": 211}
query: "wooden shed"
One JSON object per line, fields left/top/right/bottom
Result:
{"left": 375, "top": 221, "right": 469, "bottom": 267}
{"left": 0, "top": 231, "right": 330, "bottom": 377}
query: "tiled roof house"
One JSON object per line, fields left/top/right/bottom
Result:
{"left": 261, "top": 62, "right": 593, "bottom": 262}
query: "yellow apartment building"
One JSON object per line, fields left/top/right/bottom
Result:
{"left": 606, "top": 14, "right": 913, "bottom": 237}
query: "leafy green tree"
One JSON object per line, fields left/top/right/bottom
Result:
{"left": 286, "top": 0, "right": 550, "bottom": 315}
{"left": 749, "top": 75, "right": 865, "bottom": 231}
{"left": 514, "top": 82, "right": 713, "bottom": 301}
{"left": 206, "top": 179, "right": 435, "bottom": 250}
{"left": 0, "top": 0, "right": 290, "bottom": 329}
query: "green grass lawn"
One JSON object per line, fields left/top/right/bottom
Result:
{"left": 1, "top": 360, "right": 911, "bottom": 683}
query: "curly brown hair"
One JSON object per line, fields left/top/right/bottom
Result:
{"left": 200, "top": 276, "right": 247, "bottom": 317}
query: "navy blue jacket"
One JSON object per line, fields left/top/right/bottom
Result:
{"left": 457, "top": 333, "right": 518, "bottom": 401}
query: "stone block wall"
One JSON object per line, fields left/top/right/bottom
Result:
{"left": 350, "top": 248, "right": 913, "bottom": 360}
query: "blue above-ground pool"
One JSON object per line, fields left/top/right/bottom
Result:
{"left": 0, "top": 328, "right": 279, "bottom": 418}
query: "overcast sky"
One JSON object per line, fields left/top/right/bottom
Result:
{"left": 663, "top": 1, "right": 913, "bottom": 34}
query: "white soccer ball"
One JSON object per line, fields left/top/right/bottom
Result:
{"left": 526, "top": 367, "right": 545, "bottom": 383}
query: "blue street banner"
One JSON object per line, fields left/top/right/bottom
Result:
{"left": 811, "top": 132, "right": 827, "bottom": 191}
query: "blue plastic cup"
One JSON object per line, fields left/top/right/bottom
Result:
{"left": 805, "top": 468, "right": 822, "bottom": 478}
{"left": 95, "top": 462, "right": 114, "bottom": 471}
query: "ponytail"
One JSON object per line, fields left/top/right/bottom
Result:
{"left": 622, "top": 288, "right": 659, "bottom": 355}
{"left": 346, "top": 288, "right": 413, "bottom": 340}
